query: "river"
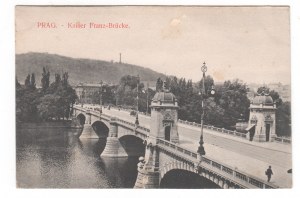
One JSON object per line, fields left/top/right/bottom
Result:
{"left": 16, "top": 123, "right": 140, "bottom": 188}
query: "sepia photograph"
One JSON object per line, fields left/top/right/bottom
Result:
{"left": 15, "top": 5, "right": 292, "bottom": 189}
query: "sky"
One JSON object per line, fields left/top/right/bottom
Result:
{"left": 15, "top": 6, "right": 291, "bottom": 84}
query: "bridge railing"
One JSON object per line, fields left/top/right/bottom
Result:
{"left": 76, "top": 105, "right": 150, "bottom": 135}
{"left": 274, "top": 136, "right": 291, "bottom": 144}
{"left": 157, "top": 139, "right": 198, "bottom": 160}
{"left": 178, "top": 119, "right": 247, "bottom": 139}
{"left": 109, "top": 106, "right": 151, "bottom": 117}
{"left": 200, "top": 156, "right": 277, "bottom": 189}
{"left": 157, "top": 138, "right": 277, "bottom": 189}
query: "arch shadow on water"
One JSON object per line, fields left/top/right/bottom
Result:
{"left": 160, "top": 169, "right": 221, "bottom": 189}
{"left": 119, "top": 135, "right": 145, "bottom": 157}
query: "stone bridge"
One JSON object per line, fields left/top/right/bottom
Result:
{"left": 73, "top": 90, "right": 281, "bottom": 189}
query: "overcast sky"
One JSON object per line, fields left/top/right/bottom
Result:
{"left": 15, "top": 6, "right": 291, "bottom": 84}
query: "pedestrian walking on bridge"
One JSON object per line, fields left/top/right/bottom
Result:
{"left": 265, "top": 166, "right": 273, "bottom": 182}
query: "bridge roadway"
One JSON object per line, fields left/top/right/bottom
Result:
{"left": 83, "top": 105, "right": 292, "bottom": 188}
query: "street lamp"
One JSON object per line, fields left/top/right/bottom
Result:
{"left": 99, "top": 81, "right": 103, "bottom": 114}
{"left": 81, "top": 89, "right": 85, "bottom": 107}
{"left": 146, "top": 82, "right": 149, "bottom": 114}
{"left": 197, "top": 62, "right": 215, "bottom": 157}
{"left": 135, "top": 75, "right": 140, "bottom": 125}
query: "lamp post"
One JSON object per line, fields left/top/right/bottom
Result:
{"left": 197, "top": 62, "right": 215, "bottom": 158}
{"left": 135, "top": 75, "right": 140, "bottom": 125}
{"left": 81, "top": 89, "right": 85, "bottom": 107}
{"left": 99, "top": 81, "right": 103, "bottom": 114}
{"left": 146, "top": 82, "right": 149, "bottom": 114}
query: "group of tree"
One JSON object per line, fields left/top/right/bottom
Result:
{"left": 114, "top": 75, "right": 155, "bottom": 113}
{"left": 155, "top": 76, "right": 250, "bottom": 130}
{"left": 153, "top": 76, "right": 291, "bottom": 137}
{"left": 16, "top": 67, "right": 77, "bottom": 122}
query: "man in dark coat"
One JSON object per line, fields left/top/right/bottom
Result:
{"left": 265, "top": 166, "right": 273, "bottom": 182}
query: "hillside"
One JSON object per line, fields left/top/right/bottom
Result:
{"left": 16, "top": 52, "right": 165, "bottom": 86}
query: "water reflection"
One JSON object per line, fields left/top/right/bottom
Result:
{"left": 16, "top": 124, "right": 139, "bottom": 188}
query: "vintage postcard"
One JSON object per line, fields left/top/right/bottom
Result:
{"left": 15, "top": 6, "right": 291, "bottom": 189}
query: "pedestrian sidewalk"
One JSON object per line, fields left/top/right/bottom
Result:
{"left": 178, "top": 123, "right": 292, "bottom": 154}
{"left": 179, "top": 136, "right": 292, "bottom": 188}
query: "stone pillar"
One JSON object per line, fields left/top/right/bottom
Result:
{"left": 101, "top": 118, "right": 128, "bottom": 157}
{"left": 170, "top": 123, "right": 179, "bottom": 144}
{"left": 134, "top": 140, "right": 160, "bottom": 188}
{"left": 80, "top": 112, "right": 98, "bottom": 139}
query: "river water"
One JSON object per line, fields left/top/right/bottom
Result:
{"left": 16, "top": 123, "right": 140, "bottom": 188}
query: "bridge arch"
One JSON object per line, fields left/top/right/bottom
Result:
{"left": 91, "top": 120, "right": 109, "bottom": 138}
{"left": 160, "top": 168, "right": 221, "bottom": 189}
{"left": 119, "top": 135, "right": 145, "bottom": 157}
{"left": 77, "top": 113, "right": 86, "bottom": 125}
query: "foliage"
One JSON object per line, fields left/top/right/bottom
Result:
{"left": 41, "top": 67, "right": 50, "bottom": 90}
{"left": 16, "top": 69, "right": 77, "bottom": 122}
{"left": 276, "top": 101, "right": 291, "bottom": 137}
{"left": 115, "top": 75, "right": 155, "bottom": 113}
{"left": 154, "top": 76, "right": 250, "bottom": 130}
{"left": 198, "top": 75, "right": 214, "bottom": 94}
{"left": 218, "top": 79, "right": 250, "bottom": 128}
{"left": 156, "top": 77, "right": 163, "bottom": 92}
{"left": 257, "top": 86, "right": 283, "bottom": 106}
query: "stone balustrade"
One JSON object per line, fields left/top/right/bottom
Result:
{"left": 178, "top": 119, "right": 247, "bottom": 139}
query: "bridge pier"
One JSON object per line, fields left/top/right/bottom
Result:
{"left": 80, "top": 111, "right": 99, "bottom": 139}
{"left": 223, "top": 181, "right": 229, "bottom": 189}
{"left": 134, "top": 139, "right": 160, "bottom": 188}
{"left": 218, "top": 178, "right": 224, "bottom": 187}
{"left": 101, "top": 118, "right": 128, "bottom": 157}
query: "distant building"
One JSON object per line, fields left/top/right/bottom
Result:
{"left": 247, "top": 82, "right": 291, "bottom": 102}
{"left": 74, "top": 82, "right": 109, "bottom": 104}
{"left": 268, "top": 82, "right": 290, "bottom": 102}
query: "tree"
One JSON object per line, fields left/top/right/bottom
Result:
{"left": 24, "top": 74, "right": 30, "bottom": 88}
{"left": 41, "top": 67, "right": 50, "bottom": 90}
{"left": 198, "top": 75, "right": 214, "bottom": 95}
{"left": 156, "top": 77, "right": 163, "bottom": 92}
{"left": 37, "top": 94, "right": 60, "bottom": 121}
{"left": 205, "top": 97, "right": 226, "bottom": 127}
{"left": 276, "top": 101, "right": 291, "bottom": 137}
{"left": 116, "top": 75, "right": 144, "bottom": 108}
{"left": 256, "top": 86, "right": 283, "bottom": 106}
{"left": 30, "top": 73, "right": 36, "bottom": 89}
{"left": 17, "top": 70, "right": 78, "bottom": 122}
{"left": 218, "top": 79, "right": 250, "bottom": 129}
{"left": 62, "top": 72, "right": 69, "bottom": 86}
{"left": 16, "top": 77, "right": 21, "bottom": 88}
